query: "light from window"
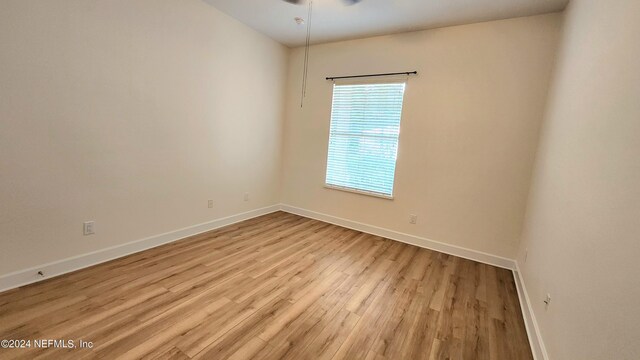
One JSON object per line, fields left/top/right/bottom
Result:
{"left": 325, "top": 82, "right": 406, "bottom": 198}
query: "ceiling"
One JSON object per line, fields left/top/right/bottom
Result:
{"left": 203, "top": 0, "right": 568, "bottom": 47}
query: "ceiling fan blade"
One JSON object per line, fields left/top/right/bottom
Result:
{"left": 283, "top": 0, "right": 362, "bottom": 5}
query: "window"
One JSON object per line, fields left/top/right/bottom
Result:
{"left": 325, "top": 81, "right": 406, "bottom": 198}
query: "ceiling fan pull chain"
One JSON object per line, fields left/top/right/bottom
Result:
{"left": 301, "top": 0, "right": 313, "bottom": 108}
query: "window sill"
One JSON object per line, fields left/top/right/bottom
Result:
{"left": 324, "top": 184, "right": 394, "bottom": 200}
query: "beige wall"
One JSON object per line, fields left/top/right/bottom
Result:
{"left": 282, "top": 14, "right": 562, "bottom": 258}
{"left": 0, "top": 0, "right": 288, "bottom": 275}
{"left": 517, "top": 0, "right": 640, "bottom": 359}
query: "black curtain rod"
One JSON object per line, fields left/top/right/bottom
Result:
{"left": 326, "top": 71, "right": 417, "bottom": 81}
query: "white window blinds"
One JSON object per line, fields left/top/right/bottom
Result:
{"left": 325, "top": 82, "right": 406, "bottom": 198}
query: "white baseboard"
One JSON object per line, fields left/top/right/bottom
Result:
{"left": 513, "top": 262, "right": 549, "bottom": 360}
{"left": 280, "top": 204, "right": 516, "bottom": 270}
{"left": 0, "top": 205, "right": 281, "bottom": 293}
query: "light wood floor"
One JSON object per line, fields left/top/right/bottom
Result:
{"left": 0, "top": 211, "right": 532, "bottom": 360}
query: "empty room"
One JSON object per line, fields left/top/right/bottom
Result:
{"left": 0, "top": 0, "right": 638, "bottom": 359}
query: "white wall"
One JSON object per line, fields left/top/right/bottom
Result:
{"left": 282, "top": 14, "right": 562, "bottom": 258}
{"left": 517, "top": 0, "right": 640, "bottom": 359}
{"left": 0, "top": 0, "right": 288, "bottom": 275}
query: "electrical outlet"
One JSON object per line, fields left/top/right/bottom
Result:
{"left": 208, "top": 200, "right": 214, "bottom": 208}
{"left": 409, "top": 214, "right": 417, "bottom": 224}
{"left": 244, "top": 192, "right": 249, "bottom": 202}
{"left": 83, "top": 221, "right": 95, "bottom": 236}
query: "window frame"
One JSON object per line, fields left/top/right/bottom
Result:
{"left": 323, "top": 79, "right": 407, "bottom": 200}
